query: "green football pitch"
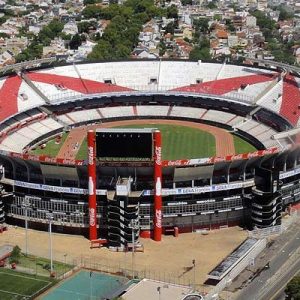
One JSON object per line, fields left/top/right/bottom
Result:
{"left": 0, "top": 268, "right": 55, "bottom": 300}
{"left": 31, "top": 123, "right": 256, "bottom": 160}
{"left": 76, "top": 124, "right": 256, "bottom": 160}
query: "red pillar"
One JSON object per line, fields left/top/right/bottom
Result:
{"left": 153, "top": 130, "right": 162, "bottom": 241}
{"left": 88, "top": 130, "right": 97, "bottom": 241}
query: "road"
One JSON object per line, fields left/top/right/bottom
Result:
{"left": 236, "top": 222, "right": 300, "bottom": 300}
{"left": 261, "top": 258, "right": 300, "bottom": 300}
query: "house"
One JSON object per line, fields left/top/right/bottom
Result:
{"left": 62, "top": 21, "right": 78, "bottom": 36}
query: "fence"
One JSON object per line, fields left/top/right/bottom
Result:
{"left": 79, "top": 256, "right": 195, "bottom": 288}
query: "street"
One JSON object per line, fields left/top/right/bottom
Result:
{"left": 234, "top": 221, "right": 300, "bottom": 300}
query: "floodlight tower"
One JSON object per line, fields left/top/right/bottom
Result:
{"left": 87, "top": 130, "right": 97, "bottom": 241}
{"left": 153, "top": 130, "right": 162, "bottom": 242}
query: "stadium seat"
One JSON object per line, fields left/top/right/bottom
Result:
{"left": 280, "top": 74, "right": 300, "bottom": 126}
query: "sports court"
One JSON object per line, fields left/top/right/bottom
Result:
{"left": 0, "top": 269, "right": 53, "bottom": 300}
{"left": 42, "top": 270, "right": 128, "bottom": 300}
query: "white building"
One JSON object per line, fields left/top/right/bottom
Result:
{"left": 246, "top": 16, "right": 257, "bottom": 28}
{"left": 62, "top": 21, "right": 78, "bottom": 36}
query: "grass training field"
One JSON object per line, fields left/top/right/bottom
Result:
{"left": 30, "top": 123, "right": 257, "bottom": 160}
{"left": 0, "top": 268, "right": 55, "bottom": 300}
{"left": 18, "top": 253, "right": 73, "bottom": 278}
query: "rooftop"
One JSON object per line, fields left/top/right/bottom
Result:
{"left": 121, "top": 278, "right": 195, "bottom": 300}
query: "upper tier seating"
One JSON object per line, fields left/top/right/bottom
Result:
{"left": 201, "top": 110, "right": 236, "bottom": 123}
{"left": 280, "top": 74, "right": 300, "bottom": 126}
{"left": 137, "top": 105, "right": 169, "bottom": 116}
{"left": 173, "top": 73, "right": 276, "bottom": 98}
{"left": 256, "top": 79, "right": 283, "bottom": 113}
{"left": 56, "top": 108, "right": 102, "bottom": 125}
{"left": 170, "top": 106, "right": 207, "bottom": 119}
{"left": 0, "top": 75, "right": 21, "bottom": 121}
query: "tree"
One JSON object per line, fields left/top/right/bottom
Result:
{"left": 88, "top": 40, "right": 113, "bottom": 60}
{"left": 227, "top": 23, "right": 235, "bottom": 32}
{"left": 164, "top": 21, "right": 176, "bottom": 34}
{"left": 9, "top": 245, "right": 21, "bottom": 264}
{"left": 193, "top": 18, "right": 209, "bottom": 34}
{"left": 272, "top": 49, "right": 295, "bottom": 64}
{"left": 278, "top": 6, "right": 294, "bottom": 21}
{"left": 38, "top": 19, "right": 64, "bottom": 46}
{"left": 78, "top": 21, "right": 97, "bottom": 34}
{"left": 166, "top": 4, "right": 178, "bottom": 19}
{"left": 285, "top": 276, "right": 300, "bottom": 300}
{"left": 181, "top": 0, "right": 192, "bottom": 5}
{"left": 69, "top": 34, "right": 82, "bottom": 50}
{"left": 158, "top": 40, "right": 166, "bottom": 56}
{"left": 189, "top": 46, "right": 211, "bottom": 60}
{"left": 84, "top": 0, "right": 102, "bottom": 5}
{"left": 207, "top": 1, "right": 217, "bottom": 9}
{"left": 82, "top": 5, "right": 104, "bottom": 19}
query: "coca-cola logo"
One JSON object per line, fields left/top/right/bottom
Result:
{"left": 155, "top": 177, "right": 162, "bottom": 196}
{"left": 231, "top": 154, "right": 243, "bottom": 161}
{"left": 155, "top": 146, "right": 162, "bottom": 165}
{"left": 155, "top": 209, "right": 162, "bottom": 228}
{"left": 89, "top": 207, "right": 95, "bottom": 227}
{"left": 88, "top": 146, "right": 94, "bottom": 165}
{"left": 167, "top": 159, "right": 190, "bottom": 166}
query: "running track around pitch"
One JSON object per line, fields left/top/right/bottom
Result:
{"left": 57, "top": 119, "right": 235, "bottom": 159}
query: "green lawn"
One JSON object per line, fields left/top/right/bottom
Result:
{"left": 76, "top": 137, "right": 87, "bottom": 160}
{"left": 30, "top": 133, "right": 69, "bottom": 157}
{"left": 76, "top": 124, "right": 217, "bottom": 160}
{"left": 233, "top": 135, "right": 257, "bottom": 154}
{"left": 18, "top": 253, "right": 73, "bottom": 278}
{"left": 0, "top": 268, "right": 56, "bottom": 300}
{"left": 29, "top": 124, "right": 257, "bottom": 160}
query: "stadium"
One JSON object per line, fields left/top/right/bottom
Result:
{"left": 0, "top": 58, "right": 299, "bottom": 249}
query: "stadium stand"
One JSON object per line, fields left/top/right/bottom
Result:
{"left": 57, "top": 109, "right": 101, "bottom": 124}
{"left": 0, "top": 60, "right": 299, "bottom": 245}
{"left": 17, "top": 81, "right": 46, "bottom": 112}
{"left": 170, "top": 106, "right": 207, "bottom": 119}
{"left": 100, "top": 106, "right": 134, "bottom": 118}
{"left": 256, "top": 79, "right": 283, "bottom": 113}
{"left": 201, "top": 110, "right": 236, "bottom": 123}
{"left": 0, "top": 75, "right": 22, "bottom": 121}
{"left": 27, "top": 72, "right": 133, "bottom": 95}
{"left": 136, "top": 105, "right": 169, "bottom": 116}
{"left": 173, "top": 73, "right": 276, "bottom": 96}
{"left": 280, "top": 74, "right": 300, "bottom": 126}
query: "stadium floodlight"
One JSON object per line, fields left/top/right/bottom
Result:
{"left": 22, "top": 198, "right": 31, "bottom": 256}
{"left": 90, "top": 270, "right": 93, "bottom": 300}
{"left": 129, "top": 219, "right": 139, "bottom": 278}
{"left": 63, "top": 253, "right": 67, "bottom": 278}
{"left": 192, "top": 259, "right": 196, "bottom": 291}
{"left": 157, "top": 286, "right": 161, "bottom": 300}
{"left": 46, "top": 212, "right": 54, "bottom": 274}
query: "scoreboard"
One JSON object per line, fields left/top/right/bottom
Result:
{"left": 95, "top": 129, "right": 154, "bottom": 159}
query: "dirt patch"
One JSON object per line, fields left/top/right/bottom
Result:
{"left": 0, "top": 226, "right": 247, "bottom": 290}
